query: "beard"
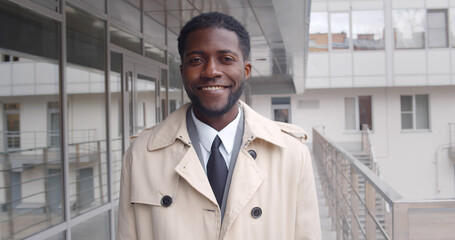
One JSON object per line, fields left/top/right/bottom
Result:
{"left": 186, "top": 79, "right": 245, "bottom": 118}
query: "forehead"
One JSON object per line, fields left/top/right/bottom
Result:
{"left": 184, "top": 27, "right": 241, "bottom": 54}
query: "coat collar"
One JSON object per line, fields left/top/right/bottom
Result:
{"left": 147, "top": 101, "right": 290, "bottom": 151}
{"left": 147, "top": 103, "right": 192, "bottom": 151}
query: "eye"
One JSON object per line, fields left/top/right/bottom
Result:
{"left": 188, "top": 57, "right": 204, "bottom": 64}
{"left": 220, "top": 56, "right": 236, "bottom": 63}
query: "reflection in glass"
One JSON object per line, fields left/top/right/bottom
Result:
{"left": 110, "top": 26, "right": 142, "bottom": 54}
{"left": 451, "top": 8, "right": 455, "bottom": 47}
{"left": 66, "top": 5, "right": 108, "bottom": 217}
{"left": 30, "top": 0, "right": 60, "bottom": 12}
{"left": 135, "top": 74, "right": 157, "bottom": 133}
{"left": 345, "top": 97, "right": 356, "bottom": 130}
{"left": 161, "top": 69, "right": 168, "bottom": 119}
{"left": 145, "top": 42, "right": 166, "bottom": 63}
{"left": 393, "top": 9, "right": 426, "bottom": 49}
{"left": 401, "top": 95, "right": 413, "bottom": 129}
{"left": 427, "top": 10, "right": 448, "bottom": 48}
{"left": 309, "top": 12, "right": 328, "bottom": 52}
{"left": 331, "top": 13, "right": 350, "bottom": 50}
{"left": 144, "top": 13, "right": 166, "bottom": 46}
{"left": 352, "top": 10, "right": 385, "bottom": 50}
{"left": 71, "top": 211, "right": 110, "bottom": 239}
{"left": 358, "top": 96, "right": 372, "bottom": 130}
{"left": 0, "top": 2, "right": 63, "bottom": 239}
{"left": 110, "top": 51, "right": 122, "bottom": 200}
{"left": 111, "top": 0, "right": 141, "bottom": 32}
{"left": 416, "top": 95, "right": 429, "bottom": 129}
{"left": 168, "top": 54, "right": 183, "bottom": 114}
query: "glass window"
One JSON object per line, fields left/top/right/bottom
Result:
{"left": 352, "top": 10, "right": 385, "bottom": 50}
{"left": 71, "top": 211, "right": 110, "bottom": 239}
{"left": 110, "top": 0, "right": 141, "bottom": 32}
{"left": 427, "top": 9, "right": 448, "bottom": 48}
{"left": 393, "top": 9, "right": 426, "bottom": 49}
{"left": 401, "top": 94, "right": 430, "bottom": 130}
{"left": 344, "top": 96, "right": 373, "bottom": 130}
{"left": 66, "top": 5, "right": 108, "bottom": 217}
{"left": 145, "top": 42, "right": 166, "bottom": 63}
{"left": 272, "top": 97, "right": 291, "bottom": 123}
{"left": 345, "top": 97, "right": 356, "bottom": 130}
{"left": 168, "top": 54, "right": 183, "bottom": 114}
{"left": 30, "top": 0, "right": 60, "bottom": 12}
{"left": 110, "top": 26, "right": 142, "bottom": 54}
{"left": 161, "top": 68, "right": 168, "bottom": 119}
{"left": 309, "top": 12, "right": 328, "bottom": 52}
{"left": 331, "top": 12, "right": 350, "bottom": 50}
{"left": 450, "top": 8, "right": 455, "bottom": 47}
{"left": 144, "top": 13, "right": 166, "bottom": 47}
{"left": 110, "top": 51, "right": 122, "bottom": 200}
{"left": 0, "top": 2, "right": 63, "bottom": 239}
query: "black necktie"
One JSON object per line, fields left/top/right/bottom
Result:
{"left": 207, "top": 135, "right": 228, "bottom": 207}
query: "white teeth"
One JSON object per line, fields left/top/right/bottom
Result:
{"left": 202, "top": 86, "right": 224, "bottom": 90}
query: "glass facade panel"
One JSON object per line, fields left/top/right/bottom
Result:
{"left": 345, "top": 97, "right": 356, "bottom": 130}
{"left": 111, "top": 0, "right": 141, "bottom": 32}
{"left": 71, "top": 211, "right": 110, "bottom": 239}
{"left": 66, "top": 5, "right": 108, "bottom": 217}
{"left": 358, "top": 96, "right": 372, "bottom": 130}
{"left": 331, "top": 13, "right": 350, "bottom": 50}
{"left": 427, "top": 10, "right": 448, "bottom": 48}
{"left": 110, "top": 26, "right": 142, "bottom": 54}
{"left": 393, "top": 9, "right": 426, "bottom": 49}
{"left": 30, "top": 0, "right": 60, "bottom": 12}
{"left": 416, "top": 94, "right": 429, "bottom": 129}
{"left": 110, "top": 51, "right": 123, "bottom": 200}
{"left": 0, "top": 2, "right": 63, "bottom": 239}
{"left": 309, "top": 12, "right": 328, "bottom": 52}
{"left": 352, "top": 10, "right": 385, "bottom": 50}
{"left": 135, "top": 74, "right": 157, "bottom": 132}
{"left": 168, "top": 54, "right": 183, "bottom": 114}
{"left": 144, "top": 13, "right": 166, "bottom": 47}
{"left": 80, "top": 0, "right": 105, "bottom": 12}
{"left": 145, "top": 42, "right": 166, "bottom": 63}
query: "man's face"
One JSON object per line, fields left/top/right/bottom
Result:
{"left": 180, "top": 27, "right": 251, "bottom": 118}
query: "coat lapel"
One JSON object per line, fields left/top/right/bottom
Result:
{"left": 174, "top": 146, "right": 218, "bottom": 206}
{"left": 220, "top": 148, "right": 267, "bottom": 238}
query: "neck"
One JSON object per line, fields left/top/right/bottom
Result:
{"left": 193, "top": 103, "right": 239, "bottom": 131}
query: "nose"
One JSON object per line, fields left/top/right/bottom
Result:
{"left": 201, "top": 58, "right": 222, "bottom": 79}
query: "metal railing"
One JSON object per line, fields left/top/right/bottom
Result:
{"left": 361, "top": 124, "right": 378, "bottom": 174}
{"left": 313, "top": 128, "right": 455, "bottom": 239}
{"left": 0, "top": 136, "right": 123, "bottom": 240}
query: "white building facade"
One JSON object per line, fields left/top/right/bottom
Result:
{"left": 251, "top": 0, "right": 455, "bottom": 200}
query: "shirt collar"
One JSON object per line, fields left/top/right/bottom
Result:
{"left": 191, "top": 107, "right": 242, "bottom": 154}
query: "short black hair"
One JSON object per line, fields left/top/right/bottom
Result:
{"left": 177, "top": 12, "right": 250, "bottom": 61}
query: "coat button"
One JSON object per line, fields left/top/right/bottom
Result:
{"left": 247, "top": 150, "right": 257, "bottom": 159}
{"left": 161, "top": 195, "right": 172, "bottom": 207}
{"left": 251, "top": 207, "right": 262, "bottom": 218}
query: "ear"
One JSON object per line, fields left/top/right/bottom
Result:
{"left": 244, "top": 61, "right": 252, "bottom": 79}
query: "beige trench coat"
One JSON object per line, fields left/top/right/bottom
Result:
{"left": 117, "top": 102, "right": 321, "bottom": 240}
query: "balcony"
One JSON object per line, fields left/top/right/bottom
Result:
{"left": 313, "top": 128, "right": 455, "bottom": 239}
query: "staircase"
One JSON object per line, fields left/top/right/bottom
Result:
{"left": 349, "top": 152, "right": 388, "bottom": 239}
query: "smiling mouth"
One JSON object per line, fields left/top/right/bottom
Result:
{"left": 200, "top": 86, "right": 227, "bottom": 91}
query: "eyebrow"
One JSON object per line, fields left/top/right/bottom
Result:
{"left": 185, "top": 49, "right": 239, "bottom": 57}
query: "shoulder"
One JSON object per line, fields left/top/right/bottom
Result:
{"left": 274, "top": 121, "right": 308, "bottom": 143}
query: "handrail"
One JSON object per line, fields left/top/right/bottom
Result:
{"left": 313, "top": 127, "right": 455, "bottom": 240}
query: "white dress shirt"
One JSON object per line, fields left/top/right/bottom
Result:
{"left": 191, "top": 107, "right": 242, "bottom": 172}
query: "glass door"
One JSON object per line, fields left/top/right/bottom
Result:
{"left": 122, "top": 56, "right": 161, "bottom": 150}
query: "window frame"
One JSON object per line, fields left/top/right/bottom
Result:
{"left": 344, "top": 96, "right": 374, "bottom": 132}
{"left": 400, "top": 94, "right": 431, "bottom": 131}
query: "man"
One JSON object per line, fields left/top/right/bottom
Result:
{"left": 117, "top": 12, "right": 321, "bottom": 239}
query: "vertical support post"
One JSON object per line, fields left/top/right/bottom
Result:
{"left": 75, "top": 143, "right": 80, "bottom": 215}
{"left": 43, "top": 148, "right": 52, "bottom": 225}
{"left": 336, "top": 151, "right": 341, "bottom": 239}
{"left": 97, "top": 141, "right": 104, "bottom": 204}
{"left": 365, "top": 181, "right": 376, "bottom": 239}
{"left": 3, "top": 153, "right": 15, "bottom": 239}
{"left": 342, "top": 157, "right": 349, "bottom": 239}
{"left": 392, "top": 202, "right": 409, "bottom": 240}
{"left": 350, "top": 165, "right": 359, "bottom": 240}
